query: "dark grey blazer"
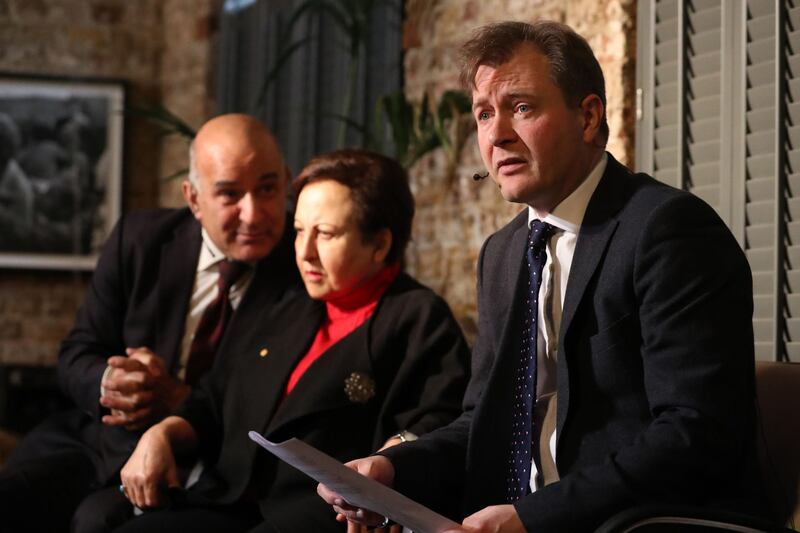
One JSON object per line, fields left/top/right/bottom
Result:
{"left": 384, "top": 154, "right": 764, "bottom": 531}
{"left": 53, "top": 207, "right": 299, "bottom": 483}
{"left": 178, "top": 273, "right": 471, "bottom": 533}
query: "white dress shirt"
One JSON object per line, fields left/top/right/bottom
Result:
{"left": 527, "top": 153, "right": 607, "bottom": 492}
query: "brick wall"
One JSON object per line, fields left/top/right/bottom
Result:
{"left": 158, "top": 0, "right": 222, "bottom": 207}
{"left": 403, "top": 0, "right": 637, "bottom": 341}
{"left": 0, "top": 0, "right": 221, "bottom": 365}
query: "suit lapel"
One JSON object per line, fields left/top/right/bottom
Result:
{"left": 156, "top": 217, "right": 201, "bottom": 373}
{"left": 242, "top": 295, "right": 324, "bottom": 437}
{"left": 556, "top": 155, "right": 629, "bottom": 441}
{"left": 492, "top": 212, "right": 530, "bottom": 359}
{"left": 266, "top": 315, "right": 373, "bottom": 436}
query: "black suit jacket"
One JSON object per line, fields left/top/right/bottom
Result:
{"left": 177, "top": 273, "right": 471, "bottom": 533}
{"left": 384, "top": 155, "right": 763, "bottom": 531}
{"left": 54, "top": 207, "right": 299, "bottom": 483}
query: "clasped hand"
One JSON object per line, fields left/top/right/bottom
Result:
{"left": 100, "top": 347, "right": 190, "bottom": 430}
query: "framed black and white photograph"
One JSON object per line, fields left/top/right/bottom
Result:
{"left": 0, "top": 74, "right": 124, "bottom": 270}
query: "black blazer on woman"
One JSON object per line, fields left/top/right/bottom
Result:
{"left": 177, "top": 272, "right": 471, "bottom": 532}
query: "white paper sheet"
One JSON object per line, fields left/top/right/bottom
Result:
{"left": 248, "top": 431, "right": 460, "bottom": 533}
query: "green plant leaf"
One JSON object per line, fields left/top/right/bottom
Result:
{"left": 375, "top": 91, "right": 412, "bottom": 161}
{"left": 437, "top": 90, "right": 472, "bottom": 119}
{"left": 125, "top": 105, "right": 196, "bottom": 139}
{"left": 253, "top": 37, "right": 313, "bottom": 112}
{"left": 161, "top": 167, "right": 190, "bottom": 182}
{"left": 318, "top": 110, "right": 370, "bottom": 136}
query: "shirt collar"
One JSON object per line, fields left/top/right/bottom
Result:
{"left": 528, "top": 152, "right": 607, "bottom": 234}
{"left": 197, "top": 229, "right": 227, "bottom": 272}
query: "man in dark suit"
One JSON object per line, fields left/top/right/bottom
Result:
{"left": 0, "top": 113, "right": 299, "bottom": 533}
{"left": 319, "top": 21, "right": 764, "bottom": 532}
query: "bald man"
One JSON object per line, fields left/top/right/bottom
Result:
{"left": 0, "top": 114, "right": 300, "bottom": 533}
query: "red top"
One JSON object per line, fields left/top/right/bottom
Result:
{"left": 283, "top": 264, "right": 401, "bottom": 396}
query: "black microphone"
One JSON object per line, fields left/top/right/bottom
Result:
{"left": 473, "top": 172, "right": 489, "bottom": 181}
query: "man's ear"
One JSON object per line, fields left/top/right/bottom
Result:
{"left": 182, "top": 180, "right": 202, "bottom": 220}
{"left": 373, "top": 228, "right": 393, "bottom": 264}
{"left": 579, "top": 94, "right": 604, "bottom": 144}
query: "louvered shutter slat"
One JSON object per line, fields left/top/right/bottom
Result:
{"left": 754, "top": 294, "right": 775, "bottom": 318}
{"left": 688, "top": 95, "right": 721, "bottom": 120}
{"left": 657, "top": 0, "right": 679, "bottom": 18}
{"left": 747, "top": 223, "right": 775, "bottom": 245}
{"left": 748, "top": 36, "right": 775, "bottom": 63}
{"left": 786, "top": 196, "right": 800, "bottom": 218}
{"left": 656, "top": 103, "right": 680, "bottom": 124}
{"left": 747, "top": 14, "right": 776, "bottom": 40}
{"left": 688, "top": 116, "right": 719, "bottom": 140}
{"left": 656, "top": 60, "right": 679, "bottom": 84}
{"left": 754, "top": 317, "right": 773, "bottom": 340}
{"left": 655, "top": 147, "right": 679, "bottom": 169}
{"left": 746, "top": 107, "right": 776, "bottom": 132}
{"left": 655, "top": 125, "right": 679, "bottom": 147}
{"left": 747, "top": 177, "right": 774, "bottom": 201}
{"left": 655, "top": 81, "right": 679, "bottom": 104}
{"left": 685, "top": 0, "right": 722, "bottom": 209}
{"left": 654, "top": 168, "right": 679, "bottom": 183}
{"left": 747, "top": 61, "right": 776, "bottom": 85}
{"left": 746, "top": 153, "right": 775, "bottom": 178}
{"left": 746, "top": 129, "right": 776, "bottom": 153}
{"left": 747, "top": 200, "right": 775, "bottom": 224}
{"left": 753, "top": 273, "right": 774, "bottom": 294}
{"left": 688, "top": 161, "right": 720, "bottom": 184}
{"left": 748, "top": 83, "right": 775, "bottom": 104}
{"left": 687, "top": 137, "right": 720, "bottom": 165}
{"left": 787, "top": 270, "right": 800, "bottom": 290}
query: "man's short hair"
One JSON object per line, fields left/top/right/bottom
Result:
{"left": 459, "top": 20, "right": 609, "bottom": 144}
{"left": 187, "top": 142, "right": 200, "bottom": 191}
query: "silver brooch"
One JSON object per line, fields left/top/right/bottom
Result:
{"left": 344, "top": 372, "right": 376, "bottom": 404}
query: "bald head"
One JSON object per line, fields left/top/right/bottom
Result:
{"left": 182, "top": 113, "right": 288, "bottom": 262}
{"left": 189, "top": 113, "right": 285, "bottom": 191}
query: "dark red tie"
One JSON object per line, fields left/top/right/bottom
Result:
{"left": 185, "top": 259, "right": 248, "bottom": 386}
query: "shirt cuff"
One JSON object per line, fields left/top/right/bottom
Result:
{"left": 100, "top": 364, "right": 114, "bottom": 398}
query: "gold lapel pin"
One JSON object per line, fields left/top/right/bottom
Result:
{"left": 259, "top": 348, "right": 269, "bottom": 357}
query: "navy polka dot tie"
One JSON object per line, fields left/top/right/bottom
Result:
{"left": 507, "top": 219, "right": 553, "bottom": 502}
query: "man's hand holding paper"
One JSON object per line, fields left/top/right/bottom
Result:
{"left": 317, "top": 455, "right": 395, "bottom": 528}
{"left": 319, "top": 462, "right": 526, "bottom": 533}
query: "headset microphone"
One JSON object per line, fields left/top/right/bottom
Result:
{"left": 472, "top": 172, "right": 489, "bottom": 181}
